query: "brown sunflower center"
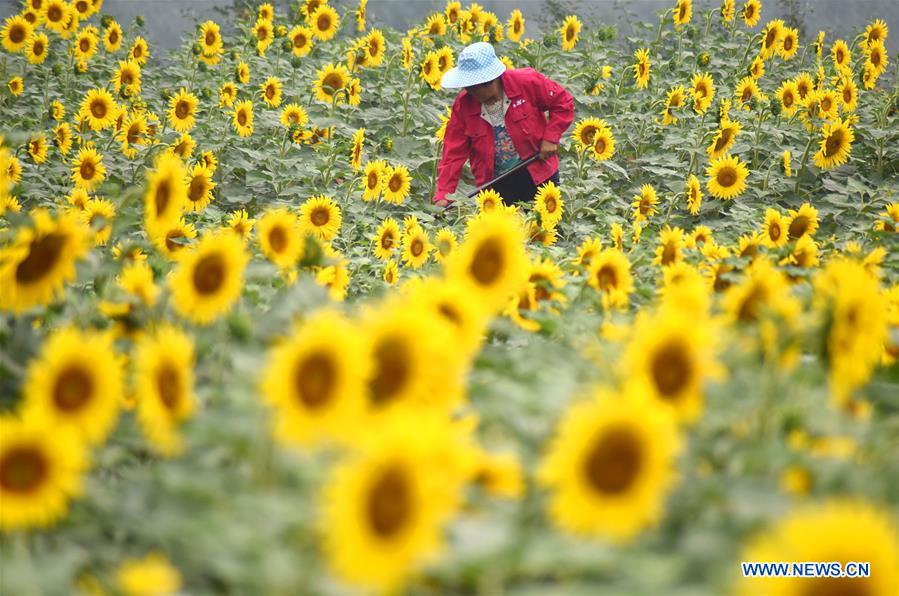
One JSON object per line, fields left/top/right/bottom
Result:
{"left": 769, "top": 222, "right": 782, "bottom": 240}
{"left": 33, "top": 39, "right": 45, "bottom": 54}
{"left": 188, "top": 176, "right": 207, "bottom": 202}
{"left": 205, "top": 31, "right": 216, "bottom": 46}
{"left": 108, "top": 29, "right": 118, "bottom": 44}
{"left": 367, "top": 466, "right": 412, "bottom": 537}
{"left": 565, "top": 25, "right": 575, "bottom": 41}
{"left": 824, "top": 130, "right": 844, "bottom": 157}
{"left": 16, "top": 232, "right": 65, "bottom": 284}
{"left": 369, "top": 337, "right": 410, "bottom": 406}
{"left": 469, "top": 237, "right": 504, "bottom": 286}
{"left": 268, "top": 225, "right": 287, "bottom": 253}
{"left": 311, "top": 207, "right": 329, "bottom": 227}
{"left": 651, "top": 340, "right": 692, "bottom": 397}
{"left": 388, "top": 174, "right": 403, "bottom": 193}
{"left": 294, "top": 352, "right": 336, "bottom": 409}
{"left": 0, "top": 447, "right": 48, "bottom": 493}
{"left": 80, "top": 159, "right": 96, "bottom": 180}
{"left": 79, "top": 38, "right": 90, "bottom": 52}
{"left": 47, "top": 5, "right": 62, "bottom": 21}
{"left": 317, "top": 13, "right": 331, "bottom": 31}
{"left": 175, "top": 100, "right": 191, "bottom": 120}
{"left": 256, "top": 25, "right": 268, "bottom": 40}
{"left": 788, "top": 216, "right": 809, "bottom": 239}
{"left": 583, "top": 426, "right": 643, "bottom": 495}
{"left": 544, "top": 197, "right": 557, "bottom": 213}
{"left": 410, "top": 238, "right": 424, "bottom": 257}
{"left": 10, "top": 24, "right": 26, "bottom": 43}
{"left": 293, "top": 33, "right": 307, "bottom": 48}
{"left": 237, "top": 110, "right": 248, "bottom": 126}
{"left": 322, "top": 73, "right": 343, "bottom": 92}
{"left": 192, "top": 252, "right": 225, "bottom": 295}
{"left": 783, "top": 91, "right": 795, "bottom": 107}
{"left": 716, "top": 166, "right": 737, "bottom": 187}
{"left": 783, "top": 36, "right": 794, "bottom": 51}
{"left": 380, "top": 233, "right": 395, "bottom": 250}
{"left": 52, "top": 364, "right": 93, "bottom": 412}
{"left": 596, "top": 264, "right": 617, "bottom": 291}
{"left": 265, "top": 85, "right": 275, "bottom": 99}
{"left": 90, "top": 99, "right": 107, "bottom": 119}
{"left": 156, "top": 363, "right": 182, "bottom": 411}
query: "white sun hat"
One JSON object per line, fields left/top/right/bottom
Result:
{"left": 440, "top": 41, "right": 507, "bottom": 89}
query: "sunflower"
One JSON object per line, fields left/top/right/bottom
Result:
{"left": 51, "top": 100, "right": 65, "bottom": 121}
{"left": 402, "top": 226, "right": 431, "bottom": 269}
{"left": 321, "top": 424, "right": 461, "bottom": 592}
{"left": 572, "top": 118, "right": 604, "bottom": 149}
{"left": 79, "top": 88, "right": 117, "bottom": 131}
{"left": 763, "top": 208, "right": 788, "bottom": 248}
{"left": 53, "top": 122, "right": 72, "bottom": 156}
{"left": 559, "top": 15, "right": 581, "bottom": 51}
{"left": 706, "top": 154, "right": 749, "bottom": 200}
{"left": 259, "top": 76, "right": 282, "bottom": 108}
{"left": 167, "top": 88, "right": 198, "bottom": 133}
{"left": 73, "top": 26, "right": 99, "bottom": 62}
{"left": 535, "top": 180, "right": 564, "bottom": 228}
{"left": 310, "top": 5, "right": 339, "bottom": 41}
{"left": 735, "top": 76, "right": 761, "bottom": 108}
{"left": 785, "top": 203, "right": 818, "bottom": 240}
{"left": 232, "top": 100, "right": 254, "bottom": 137}
{"left": 81, "top": 197, "right": 115, "bottom": 246}
{"left": 476, "top": 188, "right": 502, "bottom": 212}
{"left": 749, "top": 54, "right": 765, "bottom": 79}
{"left": 373, "top": 217, "right": 399, "bottom": 260}
{"left": 447, "top": 210, "right": 527, "bottom": 310}
{"left": 132, "top": 325, "right": 196, "bottom": 457}
{"left": 737, "top": 501, "right": 898, "bottom": 596}
{"left": 261, "top": 309, "right": 368, "bottom": 446}
{"left": 625, "top": 309, "right": 717, "bottom": 423}
{"left": 118, "top": 260, "right": 158, "bottom": 306}
{"left": 501, "top": 9, "right": 523, "bottom": 41}
{"left": 169, "top": 133, "right": 195, "bottom": 161}
{"left": 831, "top": 39, "right": 851, "bottom": 73}
{"left": 288, "top": 25, "right": 313, "bottom": 56}
{"left": 66, "top": 188, "right": 90, "bottom": 210}
{"left": 777, "top": 26, "right": 799, "bottom": 60}
{"left": 43, "top": 0, "right": 69, "bottom": 34}
{"left": 420, "top": 51, "right": 441, "bottom": 88}
{"left": 381, "top": 164, "right": 411, "bottom": 204}
{"left": 816, "top": 89, "right": 839, "bottom": 120}
{"left": 813, "top": 117, "right": 854, "bottom": 170}
{"left": 0, "top": 417, "right": 87, "bottom": 531}
{"left": 816, "top": 259, "right": 887, "bottom": 402}
{"left": 781, "top": 234, "right": 818, "bottom": 269}
{"left": 71, "top": 147, "right": 105, "bottom": 191}
{"left": 865, "top": 39, "right": 888, "bottom": 78}
{"left": 236, "top": 60, "right": 250, "bottom": 83}
{"left": 652, "top": 226, "right": 685, "bottom": 267}
{"left": 28, "top": 134, "right": 48, "bottom": 164}
{"left": 219, "top": 82, "right": 237, "bottom": 107}
{"left": 862, "top": 18, "right": 889, "bottom": 52}
{"left": 776, "top": 80, "right": 799, "bottom": 116}
{"left": 633, "top": 47, "right": 651, "bottom": 88}
{"left": 587, "top": 248, "right": 633, "bottom": 309}
{"left": 143, "top": 152, "right": 187, "bottom": 237}
{"left": 277, "top": 103, "right": 307, "bottom": 131}
{"left": 401, "top": 36, "right": 413, "bottom": 70}
{"left": 686, "top": 175, "right": 702, "bottom": 215}
{"left": 574, "top": 236, "right": 603, "bottom": 270}
{"left": 793, "top": 72, "right": 814, "bottom": 100}
{"left": 383, "top": 260, "right": 399, "bottom": 285}
{"left": 661, "top": 85, "right": 686, "bottom": 125}
{"left": 169, "top": 231, "right": 247, "bottom": 325}
{"left": 759, "top": 19, "right": 783, "bottom": 59}
{"left": 5, "top": 154, "right": 21, "bottom": 183}
{"left": 361, "top": 29, "right": 386, "bottom": 68}
{"left": 0, "top": 209, "right": 89, "bottom": 313}
{"left": 22, "top": 326, "right": 123, "bottom": 444}
{"left": 690, "top": 72, "right": 715, "bottom": 114}
{"left": 433, "top": 228, "right": 458, "bottom": 264}
{"left": 2, "top": 15, "right": 32, "bottom": 53}
{"left": 25, "top": 31, "right": 49, "bottom": 64}
{"left": 837, "top": 76, "right": 858, "bottom": 112}
{"left": 349, "top": 127, "right": 365, "bottom": 171}
{"left": 103, "top": 20, "right": 122, "bottom": 52}
{"left": 117, "top": 553, "right": 182, "bottom": 596}
{"left": 182, "top": 164, "right": 215, "bottom": 213}
{"left": 113, "top": 60, "right": 141, "bottom": 97}
{"left": 227, "top": 209, "right": 254, "bottom": 240}
{"left": 632, "top": 184, "right": 658, "bottom": 223}
{"left": 299, "top": 195, "right": 342, "bottom": 241}
{"left": 252, "top": 17, "right": 273, "bottom": 54}
{"left": 362, "top": 160, "right": 385, "bottom": 201}
{"left": 257, "top": 207, "right": 303, "bottom": 268}
{"left": 315, "top": 62, "right": 350, "bottom": 103}
{"left": 538, "top": 386, "right": 681, "bottom": 542}
{"left": 198, "top": 20, "right": 222, "bottom": 61}
{"left": 7, "top": 76, "right": 23, "bottom": 96}
{"left": 150, "top": 217, "right": 197, "bottom": 260}
{"left": 741, "top": 0, "right": 761, "bottom": 27}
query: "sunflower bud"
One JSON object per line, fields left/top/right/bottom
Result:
{"left": 770, "top": 98, "right": 782, "bottom": 117}
{"left": 281, "top": 38, "right": 293, "bottom": 53}
{"left": 51, "top": 63, "right": 63, "bottom": 76}
{"left": 383, "top": 136, "right": 393, "bottom": 152}
{"left": 161, "top": 87, "right": 173, "bottom": 100}
{"left": 277, "top": 25, "right": 287, "bottom": 37}
{"left": 197, "top": 62, "right": 209, "bottom": 74}
{"left": 699, "top": 52, "right": 710, "bottom": 66}
{"left": 290, "top": 55, "right": 303, "bottom": 68}
{"left": 101, "top": 15, "right": 113, "bottom": 28}
{"left": 542, "top": 34, "right": 554, "bottom": 47}
{"left": 230, "top": 50, "right": 240, "bottom": 60}
{"left": 191, "top": 43, "right": 202, "bottom": 56}
{"left": 135, "top": 15, "right": 144, "bottom": 27}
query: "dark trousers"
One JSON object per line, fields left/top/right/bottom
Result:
{"left": 488, "top": 168, "right": 560, "bottom": 206}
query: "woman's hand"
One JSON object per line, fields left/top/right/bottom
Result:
{"left": 539, "top": 139, "right": 559, "bottom": 161}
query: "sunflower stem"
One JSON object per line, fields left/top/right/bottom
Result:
{"left": 794, "top": 134, "right": 815, "bottom": 194}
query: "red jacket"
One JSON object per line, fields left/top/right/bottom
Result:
{"left": 433, "top": 67, "right": 575, "bottom": 204}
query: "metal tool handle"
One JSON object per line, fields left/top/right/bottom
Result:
{"left": 465, "top": 153, "right": 540, "bottom": 198}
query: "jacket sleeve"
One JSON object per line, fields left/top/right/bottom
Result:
{"left": 532, "top": 70, "right": 575, "bottom": 145}
{"left": 433, "top": 97, "right": 470, "bottom": 204}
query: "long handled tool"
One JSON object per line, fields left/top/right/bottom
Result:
{"left": 465, "top": 153, "right": 540, "bottom": 198}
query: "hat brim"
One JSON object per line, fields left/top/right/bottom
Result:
{"left": 440, "top": 60, "right": 506, "bottom": 89}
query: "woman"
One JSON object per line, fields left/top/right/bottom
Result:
{"left": 432, "top": 42, "right": 575, "bottom": 207}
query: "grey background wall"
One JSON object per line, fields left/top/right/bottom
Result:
{"left": 2, "top": 0, "right": 897, "bottom": 56}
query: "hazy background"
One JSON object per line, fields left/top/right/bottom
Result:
{"left": 2, "top": 0, "right": 897, "bottom": 56}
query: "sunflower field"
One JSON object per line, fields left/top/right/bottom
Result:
{"left": 1, "top": 0, "right": 899, "bottom": 593}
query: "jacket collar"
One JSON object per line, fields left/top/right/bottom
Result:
{"left": 462, "top": 69, "right": 520, "bottom": 115}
